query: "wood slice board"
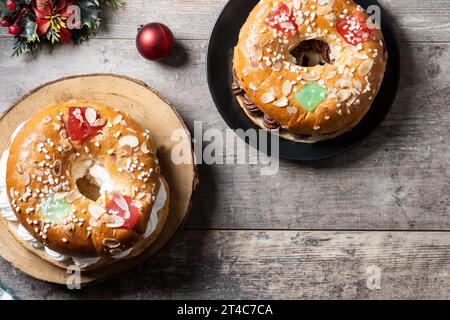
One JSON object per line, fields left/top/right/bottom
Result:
{"left": 0, "top": 74, "right": 198, "bottom": 285}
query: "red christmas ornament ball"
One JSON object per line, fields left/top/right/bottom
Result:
{"left": 6, "top": 0, "right": 17, "bottom": 11}
{"left": 8, "top": 24, "right": 22, "bottom": 36}
{"left": 136, "top": 23, "right": 174, "bottom": 61}
{"left": 0, "top": 19, "right": 11, "bottom": 27}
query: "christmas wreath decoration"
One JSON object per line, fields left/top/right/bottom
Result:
{"left": 0, "top": 0, "right": 124, "bottom": 56}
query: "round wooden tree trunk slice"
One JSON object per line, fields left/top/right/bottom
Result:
{"left": 0, "top": 74, "right": 198, "bottom": 285}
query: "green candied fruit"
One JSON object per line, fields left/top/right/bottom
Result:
{"left": 37, "top": 193, "right": 72, "bottom": 224}
{"left": 295, "top": 81, "right": 328, "bottom": 112}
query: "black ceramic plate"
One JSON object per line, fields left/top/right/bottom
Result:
{"left": 206, "top": 0, "right": 400, "bottom": 161}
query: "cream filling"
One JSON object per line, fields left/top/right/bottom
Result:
{"left": 71, "top": 159, "right": 117, "bottom": 196}
{"left": 0, "top": 121, "right": 167, "bottom": 268}
{"left": 145, "top": 178, "right": 167, "bottom": 238}
{"left": 89, "top": 163, "right": 116, "bottom": 195}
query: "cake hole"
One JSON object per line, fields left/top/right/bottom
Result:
{"left": 291, "top": 40, "right": 333, "bottom": 67}
{"left": 71, "top": 158, "right": 113, "bottom": 202}
{"left": 76, "top": 176, "right": 100, "bottom": 202}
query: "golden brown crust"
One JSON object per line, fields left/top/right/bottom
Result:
{"left": 236, "top": 94, "right": 367, "bottom": 143}
{"left": 2, "top": 177, "right": 170, "bottom": 271}
{"left": 233, "top": 0, "right": 388, "bottom": 142}
{"left": 5, "top": 100, "right": 165, "bottom": 258}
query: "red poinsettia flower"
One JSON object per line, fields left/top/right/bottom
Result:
{"left": 33, "top": 0, "right": 75, "bottom": 43}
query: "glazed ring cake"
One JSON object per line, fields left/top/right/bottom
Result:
{"left": 0, "top": 100, "right": 170, "bottom": 271}
{"left": 233, "top": 0, "right": 388, "bottom": 143}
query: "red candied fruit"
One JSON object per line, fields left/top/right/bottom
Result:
{"left": 337, "top": 11, "right": 375, "bottom": 46}
{"left": 265, "top": 3, "right": 298, "bottom": 36}
{"left": 105, "top": 193, "right": 140, "bottom": 230}
{"left": 67, "top": 107, "right": 105, "bottom": 143}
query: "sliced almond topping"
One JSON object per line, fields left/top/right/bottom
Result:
{"left": 282, "top": 80, "right": 293, "bottom": 96}
{"left": 347, "top": 94, "right": 358, "bottom": 105}
{"left": 296, "top": 14, "right": 305, "bottom": 25}
{"left": 354, "top": 80, "right": 362, "bottom": 90}
{"left": 355, "top": 53, "right": 369, "bottom": 60}
{"left": 335, "top": 79, "right": 353, "bottom": 89}
{"left": 65, "top": 190, "right": 82, "bottom": 203}
{"left": 52, "top": 160, "right": 62, "bottom": 177}
{"left": 109, "top": 248, "right": 123, "bottom": 256}
{"left": 274, "top": 97, "right": 289, "bottom": 107}
{"left": 140, "top": 193, "right": 150, "bottom": 203}
{"left": 106, "top": 215, "right": 125, "bottom": 228}
{"left": 254, "top": 46, "right": 263, "bottom": 61}
{"left": 73, "top": 108, "right": 84, "bottom": 122}
{"left": 287, "top": 106, "right": 298, "bottom": 115}
{"left": 16, "top": 164, "right": 24, "bottom": 175}
{"left": 102, "top": 238, "right": 121, "bottom": 249}
{"left": 53, "top": 122, "right": 61, "bottom": 132}
{"left": 249, "top": 82, "right": 257, "bottom": 92}
{"left": 141, "top": 142, "right": 151, "bottom": 154}
{"left": 301, "top": 73, "right": 320, "bottom": 81}
{"left": 85, "top": 108, "right": 97, "bottom": 124}
{"left": 260, "top": 38, "right": 271, "bottom": 47}
{"left": 59, "top": 129, "right": 68, "bottom": 140}
{"left": 88, "top": 217, "right": 98, "bottom": 227}
{"left": 326, "top": 71, "right": 337, "bottom": 80}
{"left": 54, "top": 192, "right": 69, "bottom": 200}
{"left": 251, "top": 60, "right": 261, "bottom": 69}
{"left": 293, "top": 0, "right": 301, "bottom": 9}
{"left": 100, "top": 213, "right": 114, "bottom": 224}
{"left": 66, "top": 223, "right": 75, "bottom": 236}
{"left": 61, "top": 139, "right": 72, "bottom": 152}
{"left": 117, "top": 145, "right": 132, "bottom": 158}
{"left": 22, "top": 172, "right": 30, "bottom": 186}
{"left": 327, "top": 92, "right": 337, "bottom": 100}
{"left": 358, "top": 59, "right": 374, "bottom": 77}
{"left": 122, "top": 209, "right": 130, "bottom": 219}
{"left": 272, "top": 61, "right": 282, "bottom": 72}
{"left": 136, "top": 193, "right": 146, "bottom": 200}
{"left": 118, "top": 135, "right": 140, "bottom": 148}
{"left": 337, "top": 89, "right": 353, "bottom": 103}
{"left": 316, "top": 5, "right": 332, "bottom": 15}
{"left": 261, "top": 92, "right": 275, "bottom": 104}
{"left": 325, "top": 12, "right": 336, "bottom": 21}
{"left": 113, "top": 114, "right": 123, "bottom": 125}
{"left": 114, "top": 194, "right": 129, "bottom": 211}
{"left": 93, "top": 118, "right": 107, "bottom": 127}
{"left": 89, "top": 204, "right": 106, "bottom": 220}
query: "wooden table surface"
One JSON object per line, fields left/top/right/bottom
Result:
{"left": 0, "top": 0, "right": 450, "bottom": 299}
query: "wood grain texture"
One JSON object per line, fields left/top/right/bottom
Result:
{"left": 0, "top": 74, "right": 197, "bottom": 284}
{"left": 1, "top": 230, "right": 450, "bottom": 299}
{"left": 0, "top": 0, "right": 449, "bottom": 42}
{"left": 0, "top": 38, "right": 448, "bottom": 230}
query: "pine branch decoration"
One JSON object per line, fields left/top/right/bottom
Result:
{"left": 0, "top": 0, "right": 125, "bottom": 56}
